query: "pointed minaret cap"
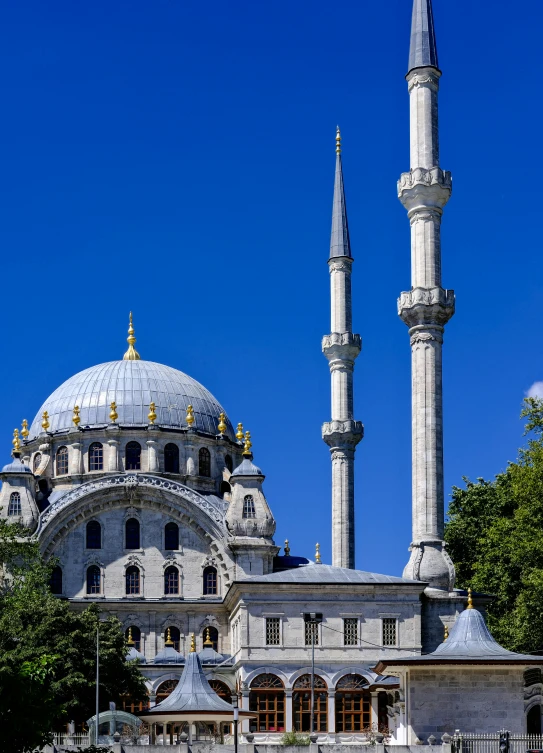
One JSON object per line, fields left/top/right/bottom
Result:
{"left": 408, "top": 0, "right": 439, "bottom": 74}
{"left": 329, "top": 127, "right": 352, "bottom": 260}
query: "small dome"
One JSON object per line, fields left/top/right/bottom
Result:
{"left": 153, "top": 645, "right": 185, "bottom": 664}
{"left": 127, "top": 646, "right": 147, "bottom": 663}
{"left": 198, "top": 646, "right": 225, "bottom": 664}
{"left": 231, "top": 458, "right": 263, "bottom": 477}
{"left": 1, "top": 457, "right": 33, "bottom": 475}
{"left": 29, "top": 360, "right": 234, "bottom": 440}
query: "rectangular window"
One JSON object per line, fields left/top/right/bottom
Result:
{"left": 343, "top": 618, "right": 358, "bottom": 646}
{"left": 382, "top": 618, "right": 397, "bottom": 646}
{"left": 265, "top": 617, "right": 281, "bottom": 646}
{"left": 243, "top": 495, "right": 256, "bottom": 519}
{"left": 304, "top": 620, "right": 319, "bottom": 646}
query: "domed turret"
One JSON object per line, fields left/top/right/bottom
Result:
{"left": 0, "top": 429, "right": 38, "bottom": 530}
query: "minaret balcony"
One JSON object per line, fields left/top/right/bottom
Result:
{"left": 398, "top": 286, "right": 455, "bottom": 328}
{"left": 322, "top": 332, "right": 362, "bottom": 363}
{"left": 322, "top": 419, "right": 364, "bottom": 449}
{"left": 398, "top": 167, "right": 452, "bottom": 213}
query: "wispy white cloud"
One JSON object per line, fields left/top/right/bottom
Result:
{"left": 526, "top": 381, "right": 543, "bottom": 399}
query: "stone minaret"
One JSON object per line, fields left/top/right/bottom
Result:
{"left": 399, "top": 0, "right": 456, "bottom": 590}
{"left": 322, "top": 129, "right": 363, "bottom": 569}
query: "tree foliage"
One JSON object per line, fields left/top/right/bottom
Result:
{"left": 445, "top": 397, "right": 543, "bottom": 653}
{"left": 0, "top": 523, "right": 147, "bottom": 753}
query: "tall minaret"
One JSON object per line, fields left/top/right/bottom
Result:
{"left": 399, "top": 0, "right": 456, "bottom": 590}
{"left": 322, "top": 129, "right": 363, "bottom": 570}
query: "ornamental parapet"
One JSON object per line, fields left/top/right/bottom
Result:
{"left": 398, "top": 286, "right": 455, "bottom": 328}
{"left": 322, "top": 420, "right": 364, "bottom": 449}
{"left": 397, "top": 167, "right": 452, "bottom": 213}
{"left": 322, "top": 332, "right": 362, "bottom": 363}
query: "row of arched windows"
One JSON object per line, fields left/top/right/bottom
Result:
{"left": 48, "top": 563, "right": 218, "bottom": 597}
{"left": 85, "top": 519, "right": 180, "bottom": 551}
{"left": 51, "top": 444, "right": 233, "bottom": 477}
{"left": 125, "top": 626, "right": 219, "bottom": 653}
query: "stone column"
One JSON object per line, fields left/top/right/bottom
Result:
{"left": 107, "top": 440, "right": 119, "bottom": 472}
{"left": 370, "top": 692, "right": 379, "bottom": 728}
{"left": 70, "top": 442, "right": 83, "bottom": 475}
{"left": 327, "top": 691, "right": 336, "bottom": 734}
{"left": 146, "top": 440, "right": 158, "bottom": 473}
{"left": 285, "top": 690, "right": 293, "bottom": 732}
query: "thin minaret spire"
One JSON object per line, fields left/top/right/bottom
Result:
{"left": 399, "top": 0, "right": 456, "bottom": 590}
{"left": 322, "top": 128, "right": 363, "bottom": 570}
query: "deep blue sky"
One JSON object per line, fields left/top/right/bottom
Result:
{"left": 1, "top": 0, "right": 542, "bottom": 576}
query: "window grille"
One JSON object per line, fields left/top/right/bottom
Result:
{"left": 243, "top": 495, "right": 256, "bottom": 519}
{"left": 164, "top": 522, "right": 179, "bottom": 550}
{"left": 382, "top": 618, "right": 397, "bottom": 646}
{"left": 164, "top": 566, "right": 179, "bottom": 595}
{"left": 125, "top": 518, "right": 140, "bottom": 549}
{"left": 7, "top": 492, "right": 21, "bottom": 516}
{"left": 86, "top": 565, "right": 101, "bottom": 594}
{"left": 343, "top": 618, "right": 358, "bottom": 646}
{"left": 125, "top": 566, "right": 140, "bottom": 595}
{"left": 265, "top": 617, "right": 281, "bottom": 645}
{"left": 56, "top": 446, "right": 69, "bottom": 476}
{"left": 89, "top": 443, "right": 103, "bottom": 471}
{"left": 249, "top": 674, "right": 285, "bottom": 732}
{"left": 203, "top": 566, "right": 218, "bottom": 595}
{"left": 304, "top": 620, "right": 319, "bottom": 646}
{"left": 199, "top": 447, "right": 211, "bottom": 477}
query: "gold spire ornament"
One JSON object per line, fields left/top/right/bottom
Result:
{"left": 148, "top": 402, "right": 157, "bottom": 425}
{"left": 123, "top": 312, "right": 141, "bottom": 361}
{"left": 41, "top": 411, "right": 50, "bottom": 431}
{"left": 315, "top": 543, "right": 322, "bottom": 564}
{"left": 186, "top": 404, "right": 195, "bottom": 427}
{"left": 127, "top": 627, "right": 135, "bottom": 646}
{"left": 217, "top": 412, "right": 226, "bottom": 436}
{"left": 190, "top": 633, "right": 196, "bottom": 652}
{"left": 284, "top": 539, "right": 291, "bottom": 556}
{"left": 165, "top": 628, "right": 174, "bottom": 647}
{"left": 336, "top": 126, "right": 341, "bottom": 155}
{"left": 21, "top": 419, "right": 29, "bottom": 440}
{"left": 444, "top": 624, "right": 449, "bottom": 641}
{"left": 203, "top": 628, "right": 213, "bottom": 648}
{"left": 467, "top": 587, "right": 474, "bottom": 609}
{"left": 12, "top": 429, "right": 21, "bottom": 455}
{"left": 109, "top": 401, "right": 118, "bottom": 423}
{"left": 72, "top": 405, "right": 81, "bottom": 428}
{"left": 236, "top": 423, "right": 244, "bottom": 442}
{"left": 242, "top": 431, "right": 252, "bottom": 457}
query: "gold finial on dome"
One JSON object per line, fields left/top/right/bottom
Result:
{"left": 72, "top": 405, "right": 81, "bottom": 428}
{"left": 467, "top": 587, "right": 474, "bottom": 609}
{"left": 284, "top": 539, "right": 290, "bottom": 556}
{"left": 217, "top": 412, "right": 227, "bottom": 437}
{"left": 109, "top": 401, "right": 118, "bottom": 423}
{"left": 148, "top": 402, "right": 157, "bottom": 425}
{"left": 315, "top": 543, "right": 322, "bottom": 564}
{"left": 165, "top": 628, "right": 174, "bottom": 647}
{"left": 123, "top": 312, "right": 141, "bottom": 361}
{"left": 190, "top": 633, "right": 196, "bottom": 652}
{"left": 236, "top": 423, "right": 244, "bottom": 442}
{"left": 21, "top": 419, "right": 29, "bottom": 440}
{"left": 336, "top": 126, "right": 341, "bottom": 155}
{"left": 443, "top": 624, "right": 449, "bottom": 641}
{"left": 127, "top": 627, "right": 135, "bottom": 646}
{"left": 186, "top": 404, "right": 195, "bottom": 427}
{"left": 242, "top": 431, "right": 252, "bottom": 457}
{"left": 12, "top": 428, "right": 21, "bottom": 455}
{"left": 41, "top": 411, "right": 50, "bottom": 432}
{"left": 203, "top": 628, "right": 213, "bottom": 648}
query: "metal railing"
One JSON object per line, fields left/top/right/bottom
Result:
{"left": 52, "top": 733, "right": 90, "bottom": 747}
{"left": 452, "top": 731, "right": 543, "bottom": 753}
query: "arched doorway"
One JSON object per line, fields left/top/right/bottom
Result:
{"left": 528, "top": 705, "right": 542, "bottom": 735}
{"left": 293, "top": 674, "right": 327, "bottom": 732}
{"left": 335, "top": 674, "right": 371, "bottom": 732}
{"left": 249, "top": 674, "right": 285, "bottom": 733}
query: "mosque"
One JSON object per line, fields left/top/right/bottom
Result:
{"left": 2, "top": 0, "right": 543, "bottom": 744}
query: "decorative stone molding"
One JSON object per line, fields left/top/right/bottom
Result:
{"left": 402, "top": 539, "right": 455, "bottom": 591}
{"left": 123, "top": 613, "right": 145, "bottom": 630}
{"left": 328, "top": 257, "right": 353, "bottom": 273}
{"left": 409, "top": 329, "right": 443, "bottom": 347}
{"left": 322, "top": 420, "right": 364, "bottom": 450}
{"left": 397, "top": 167, "right": 452, "bottom": 212}
{"left": 125, "top": 554, "right": 145, "bottom": 570}
{"left": 322, "top": 332, "right": 362, "bottom": 363}
{"left": 198, "top": 614, "right": 221, "bottom": 632}
{"left": 407, "top": 67, "right": 441, "bottom": 93}
{"left": 398, "top": 286, "right": 455, "bottom": 328}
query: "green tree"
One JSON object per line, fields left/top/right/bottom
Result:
{"left": 445, "top": 396, "right": 543, "bottom": 653}
{"left": 0, "top": 522, "right": 147, "bottom": 753}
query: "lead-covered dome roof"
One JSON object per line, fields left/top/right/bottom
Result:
{"left": 28, "top": 360, "right": 234, "bottom": 440}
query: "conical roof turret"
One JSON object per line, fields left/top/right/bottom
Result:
{"left": 408, "top": 0, "right": 439, "bottom": 74}
{"left": 329, "top": 127, "right": 351, "bottom": 259}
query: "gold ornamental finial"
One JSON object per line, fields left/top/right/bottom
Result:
{"left": 467, "top": 587, "right": 474, "bottom": 609}
{"left": 109, "top": 401, "right": 118, "bottom": 423}
{"left": 284, "top": 539, "right": 290, "bottom": 556}
{"left": 41, "top": 411, "right": 50, "bottom": 432}
{"left": 336, "top": 126, "right": 341, "bottom": 155}
{"left": 235, "top": 423, "right": 244, "bottom": 442}
{"left": 148, "top": 402, "right": 157, "bottom": 425}
{"left": 186, "top": 404, "right": 195, "bottom": 427}
{"left": 21, "top": 419, "right": 29, "bottom": 440}
{"left": 165, "top": 628, "right": 174, "bottom": 647}
{"left": 444, "top": 624, "right": 449, "bottom": 641}
{"left": 315, "top": 543, "right": 322, "bottom": 564}
{"left": 123, "top": 312, "right": 141, "bottom": 361}
{"left": 217, "top": 412, "right": 226, "bottom": 437}
{"left": 127, "top": 627, "right": 135, "bottom": 646}
{"left": 242, "top": 431, "right": 252, "bottom": 457}
{"left": 190, "top": 633, "right": 196, "bottom": 652}
{"left": 12, "top": 428, "right": 21, "bottom": 455}
{"left": 72, "top": 405, "right": 81, "bottom": 428}
{"left": 203, "top": 628, "right": 213, "bottom": 647}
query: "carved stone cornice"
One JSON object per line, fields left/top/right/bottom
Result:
{"left": 406, "top": 67, "right": 441, "bottom": 93}
{"left": 322, "top": 332, "right": 361, "bottom": 363}
{"left": 328, "top": 257, "right": 353, "bottom": 274}
{"left": 397, "top": 167, "right": 452, "bottom": 213}
{"left": 398, "top": 286, "right": 455, "bottom": 328}
{"left": 322, "top": 420, "right": 364, "bottom": 449}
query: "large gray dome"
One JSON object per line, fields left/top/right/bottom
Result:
{"left": 29, "top": 360, "right": 234, "bottom": 440}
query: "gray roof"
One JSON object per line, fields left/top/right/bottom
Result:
{"left": 198, "top": 646, "right": 226, "bottom": 665}
{"left": 230, "top": 457, "right": 263, "bottom": 478}
{"left": 153, "top": 645, "right": 185, "bottom": 665}
{"left": 329, "top": 149, "right": 352, "bottom": 259}
{"left": 1, "top": 456, "right": 33, "bottom": 475}
{"left": 127, "top": 646, "right": 147, "bottom": 664}
{"left": 408, "top": 0, "right": 439, "bottom": 73}
{"left": 238, "top": 563, "right": 425, "bottom": 585}
{"left": 28, "top": 360, "right": 234, "bottom": 440}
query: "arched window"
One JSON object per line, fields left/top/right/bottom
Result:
{"left": 125, "top": 518, "right": 140, "bottom": 549}
{"left": 49, "top": 565, "right": 63, "bottom": 595}
{"left": 335, "top": 674, "right": 371, "bottom": 732}
{"left": 199, "top": 447, "right": 211, "bottom": 477}
{"left": 33, "top": 453, "right": 42, "bottom": 473}
{"left": 7, "top": 492, "right": 21, "bottom": 516}
{"left": 224, "top": 455, "right": 233, "bottom": 473}
{"left": 126, "top": 625, "right": 142, "bottom": 651}
{"left": 164, "top": 566, "right": 179, "bottom": 595}
{"left": 125, "top": 566, "right": 140, "bottom": 595}
{"left": 249, "top": 674, "right": 285, "bottom": 733}
{"left": 86, "top": 565, "right": 101, "bottom": 594}
{"left": 165, "top": 626, "right": 181, "bottom": 651}
{"left": 528, "top": 705, "right": 542, "bottom": 735}
{"left": 89, "top": 442, "right": 103, "bottom": 471}
{"left": 56, "top": 446, "right": 68, "bottom": 476}
{"left": 202, "top": 626, "right": 219, "bottom": 652}
{"left": 243, "top": 495, "right": 256, "bottom": 519}
{"left": 125, "top": 441, "right": 141, "bottom": 471}
{"left": 164, "top": 522, "right": 179, "bottom": 550}
{"left": 209, "top": 680, "right": 232, "bottom": 703}
{"left": 220, "top": 481, "right": 231, "bottom": 497}
{"left": 86, "top": 520, "right": 101, "bottom": 549}
{"left": 164, "top": 443, "right": 180, "bottom": 474}
{"left": 156, "top": 679, "right": 178, "bottom": 703}
{"left": 203, "top": 566, "right": 218, "bottom": 595}
{"left": 293, "top": 675, "right": 327, "bottom": 732}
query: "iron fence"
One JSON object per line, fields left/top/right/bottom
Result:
{"left": 52, "top": 733, "right": 90, "bottom": 747}
{"left": 452, "top": 732, "right": 543, "bottom": 753}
